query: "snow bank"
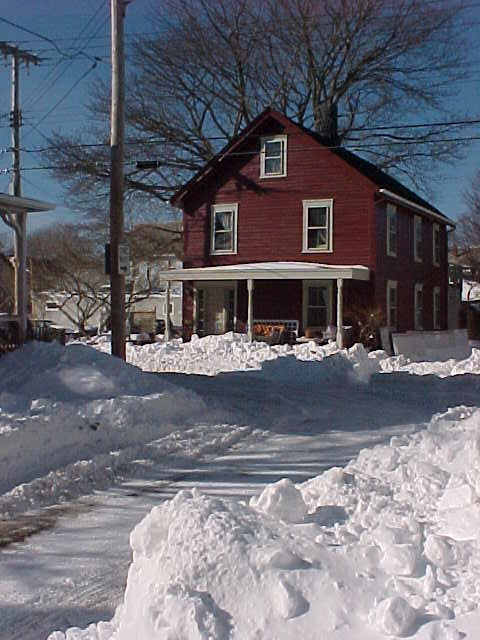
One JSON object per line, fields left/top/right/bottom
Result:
{"left": 51, "top": 405, "right": 480, "bottom": 639}
{"left": 86, "top": 332, "right": 480, "bottom": 381}
{"left": 0, "top": 342, "right": 206, "bottom": 506}
{"left": 86, "top": 332, "right": 383, "bottom": 382}
{"left": 379, "top": 348, "right": 480, "bottom": 377}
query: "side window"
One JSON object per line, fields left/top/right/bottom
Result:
{"left": 386, "top": 203, "right": 397, "bottom": 257}
{"left": 386, "top": 280, "right": 398, "bottom": 329}
{"left": 302, "top": 199, "right": 333, "bottom": 252}
{"left": 433, "top": 224, "right": 441, "bottom": 266}
{"left": 414, "top": 215, "right": 423, "bottom": 262}
{"left": 260, "top": 135, "right": 287, "bottom": 178}
{"left": 433, "top": 286, "right": 441, "bottom": 329}
{"left": 414, "top": 283, "right": 423, "bottom": 330}
{"left": 211, "top": 204, "right": 238, "bottom": 255}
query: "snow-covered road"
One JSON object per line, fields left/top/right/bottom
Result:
{"left": 1, "top": 421, "right": 419, "bottom": 640}
{"left": 2, "top": 338, "right": 480, "bottom": 639}
{"left": 3, "top": 361, "right": 480, "bottom": 639}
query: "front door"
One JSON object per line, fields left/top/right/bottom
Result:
{"left": 303, "top": 281, "right": 333, "bottom": 331}
{"left": 196, "top": 284, "right": 236, "bottom": 335}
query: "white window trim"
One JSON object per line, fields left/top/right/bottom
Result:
{"left": 386, "top": 203, "right": 397, "bottom": 258}
{"left": 386, "top": 280, "right": 398, "bottom": 330}
{"left": 414, "top": 215, "right": 423, "bottom": 263}
{"left": 210, "top": 203, "right": 238, "bottom": 255}
{"left": 302, "top": 280, "right": 333, "bottom": 329}
{"left": 433, "top": 286, "right": 441, "bottom": 330}
{"left": 302, "top": 198, "right": 334, "bottom": 253}
{"left": 414, "top": 283, "right": 423, "bottom": 330}
{"left": 433, "top": 223, "right": 440, "bottom": 267}
{"left": 260, "top": 134, "right": 287, "bottom": 178}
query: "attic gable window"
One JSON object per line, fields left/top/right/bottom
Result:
{"left": 260, "top": 135, "right": 287, "bottom": 178}
{"left": 211, "top": 203, "right": 238, "bottom": 255}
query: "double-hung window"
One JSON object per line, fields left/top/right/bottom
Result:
{"left": 386, "top": 280, "right": 398, "bottom": 329}
{"left": 433, "top": 286, "right": 441, "bottom": 329}
{"left": 414, "top": 215, "right": 423, "bottom": 262}
{"left": 211, "top": 203, "right": 238, "bottom": 255}
{"left": 414, "top": 283, "right": 423, "bottom": 330}
{"left": 303, "top": 199, "right": 333, "bottom": 252}
{"left": 433, "top": 224, "right": 441, "bottom": 266}
{"left": 386, "top": 203, "right": 397, "bottom": 257}
{"left": 260, "top": 135, "right": 287, "bottom": 178}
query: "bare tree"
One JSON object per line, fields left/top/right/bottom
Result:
{"left": 44, "top": 0, "right": 473, "bottom": 212}
{"left": 455, "top": 170, "right": 480, "bottom": 271}
{"left": 29, "top": 225, "right": 107, "bottom": 334}
{"left": 29, "top": 223, "right": 181, "bottom": 334}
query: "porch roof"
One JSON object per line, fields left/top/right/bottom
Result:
{"left": 156, "top": 261, "right": 370, "bottom": 282}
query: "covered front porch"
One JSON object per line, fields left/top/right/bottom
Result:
{"left": 0, "top": 193, "right": 55, "bottom": 348}
{"left": 157, "top": 262, "right": 370, "bottom": 348}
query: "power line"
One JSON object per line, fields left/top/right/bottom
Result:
{"left": 22, "top": 1, "right": 108, "bottom": 112}
{"left": 23, "top": 62, "right": 99, "bottom": 136}
{"left": 11, "top": 118, "right": 480, "bottom": 154}
{"left": 0, "top": 16, "right": 103, "bottom": 64}
{"left": 3, "top": 134, "right": 480, "bottom": 173}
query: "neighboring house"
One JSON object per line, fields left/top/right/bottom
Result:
{"left": 0, "top": 254, "right": 14, "bottom": 314}
{"left": 447, "top": 254, "right": 480, "bottom": 336}
{"left": 158, "top": 108, "right": 454, "bottom": 345}
{"left": 34, "top": 255, "right": 183, "bottom": 335}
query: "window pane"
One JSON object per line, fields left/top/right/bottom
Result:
{"left": 308, "top": 207, "right": 327, "bottom": 227}
{"left": 265, "top": 157, "right": 282, "bottom": 174}
{"left": 265, "top": 140, "right": 282, "bottom": 157}
{"left": 215, "top": 211, "right": 232, "bottom": 231}
{"left": 308, "top": 307, "right": 327, "bottom": 327}
{"left": 308, "top": 228, "right": 327, "bottom": 248}
{"left": 214, "top": 231, "right": 232, "bottom": 251}
{"left": 308, "top": 287, "right": 327, "bottom": 307}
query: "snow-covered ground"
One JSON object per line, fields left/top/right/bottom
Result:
{"left": 1, "top": 334, "right": 480, "bottom": 639}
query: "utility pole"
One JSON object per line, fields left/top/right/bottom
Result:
{"left": 109, "top": 0, "right": 127, "bottom": 359}
{"left": 0, "top": 43, "right": 39, "bottom": 342}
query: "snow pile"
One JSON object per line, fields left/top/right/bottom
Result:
{"left": 52, "top": 405, "right": 480, "bottom": 639}
{"left": 0, "top": 342, "right": 207, "bottom": 509}
{"left": 96, "top": 332, "right": 382, "bottom": 382}
{"left": 379, "top": 348, "right": 480, "bottom": 377}
{"left": 87, "top": 332, "right": 480, "bottom": 380}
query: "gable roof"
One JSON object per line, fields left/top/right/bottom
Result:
{"left": 171, "top": 107, "right": 454, "bottom": 226}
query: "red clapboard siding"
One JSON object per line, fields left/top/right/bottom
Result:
{"left": 180, "top": 112, "right": 450, "bottom": 335}
{"left": 183, "top": 120, "right": 377, "bottom": 269}
{"left": 374, "top": 201, "right": 448, "bottom": 331}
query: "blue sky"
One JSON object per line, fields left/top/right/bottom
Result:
{"left": 0, "top": 0, "right": 479, "bottom": 235}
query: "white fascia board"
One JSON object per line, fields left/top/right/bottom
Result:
{"left": 154, "top": 266, "right": 370, "bottom": 282}
{"left": 378, "top": 189, "right": 454, "bottom": 228}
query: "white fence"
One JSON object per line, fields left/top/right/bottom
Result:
{"left": 391, "top": 329, "right": 470, "bottom": 362}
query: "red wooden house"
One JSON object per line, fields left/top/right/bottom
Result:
{"left": 161, "top": 108, "right": 454, "bottom": 346}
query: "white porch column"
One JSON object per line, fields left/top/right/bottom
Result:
{"left": 164, "top": 280, "right": 171, "bottom": 341}
{"left": 247, "top": 278, "right": 254, "bottom": 342}
{"left": 336, "top": 278, "right": 344, "bottom": 348}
